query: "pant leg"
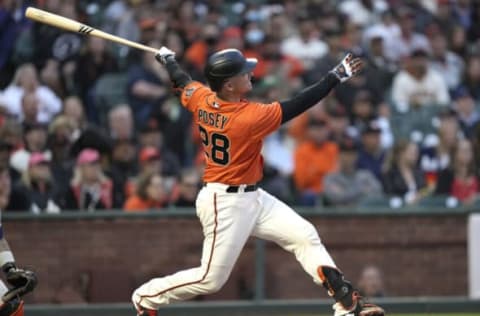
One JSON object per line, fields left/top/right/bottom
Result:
{"left": 132, "top": 186, "right": 260, "bottom": 310}
{"left": 251, "top": 189, "right": 336, "bottom": 285}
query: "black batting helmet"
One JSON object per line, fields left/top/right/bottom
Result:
{"left": 204, "top": 49, "right": 257, "bottom": 92}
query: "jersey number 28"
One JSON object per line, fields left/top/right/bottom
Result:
{"left": 199, "top": 126, "right": 230, "bottom": 165}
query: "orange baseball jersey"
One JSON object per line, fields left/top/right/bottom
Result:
{"left": 180, "top": 81, "right": 282, "bottom": 185}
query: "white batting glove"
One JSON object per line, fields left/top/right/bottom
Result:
{"left": 331, "top": 53, "right": 362, "bottom": 83}
{"left": 155, "top": 46, "right": 176, "bottom": 65}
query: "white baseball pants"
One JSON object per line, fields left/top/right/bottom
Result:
{"left": 132, "top": 183, "right": 336, "bottom": 310}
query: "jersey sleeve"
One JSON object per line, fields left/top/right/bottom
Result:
{"left": 180, "top": 81, "right": 210, "bottom": 113}
{"left": 247, "top": 101, "right": 282, "bottom": 139}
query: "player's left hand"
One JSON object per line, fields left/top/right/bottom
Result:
{"left": 331, "top": 53, "right": 363, "bottom": 82}
{"left": 155, "top": 46, "right": 176, "bottom": 65}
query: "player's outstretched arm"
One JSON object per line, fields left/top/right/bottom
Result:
{"left": 280, "top": 53, "right": 362, "bottom": 123}
{"left": 155, "top": 47, "right": 193, "bottom": 90}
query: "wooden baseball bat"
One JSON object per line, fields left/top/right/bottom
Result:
{"left": 25, "top": 7, "right": 158, "bottom": 54}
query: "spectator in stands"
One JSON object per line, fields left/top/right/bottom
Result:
{"left": 357, "top": 265, "right": 386, "bottom": 298}
{"left": 62, "top": 148, "right": 113, "bottom": 211}
{"left": 323, "top": 137, "right": 382, "bottom": 206}
{"left": 304, "top": 30, "right": 343, "bottom": 86}
{"left": 281, "top": 16, "right": 328, "bottom": 71}
{"left": 388, "top": 7, "right": 431, "bottom": 62}
{"left": 363, "top": 34, "right": 397, "bottom": 104}
{"left": 20, "top": 91, "right": 39, "bottom": 126}
{"left": 109, "top": 139, "right": 138, "bottom": 209}
{"left": 391, "top": 49, "right": 450, "bottom": 113}
{"left": 420, "top": 109, "right": 461, "bottom": 189}
{"left": 436, "top": 139, "right": 479, "bottom": 205}
{"left": 362, "top": 10, "right": 400, "bottom": 63}
{"left": 356, "top": 121, "right": 386, "bottom": 182}
{"left": 184, "top": 23, "right": 221, "bottom": 73}
{"left": 10, "top": 122, "right": 50, "bottom": 175}
{"left": 0, "top": 0, "right": 31, "bottom": 88}
{"left": 173, "top": 168, "right": 201, "bottom": 207}
{"left": 463, "top": 54, "right": 480, "bottom": 102}
{"left": 137, "top": 122, "right": 181, "bottom": 177}
{"left": 429, "top": 33, "right": 465, "bottom": 91}
{"left": 337, "top": 0, "right": 388, "bottom": 27}
{"left": 327, "top": 105, "right": 351, "bottom": 144}
{"left": 8, "top": 152, "right": 60, "bottom": 213}
{"left": 293, "top": 118, "right": 338, "bottom": 206}
{"left": 48, "top": 115, "right": 76, "bottom": 191}
{"left": 123, "top": 172, "right": 165, "bottom": 212}
{"left": 350, "top": 90, "right": 376, "bottom": 132}
{"left": 0, "top": 140, "right": 13, "bottom": 173}
{"left": 62, "top": 96, "right": 87, "bottom": 131}
{"left": 126, "top": 40, "right": 169, "bottom": 125}
{"left": 107, "top": 104, "right": 135, "bottom": 141}
{"left": 1, "top": 63, "right": 62, "bottom": 123}
{"left": 383, "top": 140, "right": 428, "bottom": 205}
{"left": 74, "top": 37, "right": 118, "bottom": 106}
{"left": 0, "top": 165, "right": 10, "bottom": 212}
{"left": 453, "top": 87, "right": 480, "bottom": 139}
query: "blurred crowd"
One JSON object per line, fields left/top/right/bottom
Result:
{"left": 1, "top": 0, "right": 480, "bottom": 213}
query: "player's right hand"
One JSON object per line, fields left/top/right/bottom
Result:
{"left": 155, "top": 46, "right": 176, "bottom": 65}
{"left": 3, "top": 264, "right": 37, "bottom": 295}
{"left": 331, "top": 53, "right": 362, "bottom": 83}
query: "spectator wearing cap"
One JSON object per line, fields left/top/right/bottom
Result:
{"left": 9, "top": 122, "right": 50, "bottom": 174}
{"left": 8, "top": 152, "right": 61, "bottom": 213}
{"left": 62, "top": 148, "right": 113, "bottom": 211}
{"left": 356, "top": 121, "right": 386, "bottom": 183}
{"left": 350, "top": 91, "right": 394, "bottom": 149}
{"left": 435, "top": 139, "right": 479, "bottom": 205}
{"left": 138, "top": 120, "right": 181, "bottom": 178}
{"left": 453, "top": 87, "right": 480, "bottom": 139}
{"left": 383, "top": 140, "right": 428, "bottom": 205}
{"left": 323, "top": 137, "right": 382, "bottom": 206}
{"left": 123, "top": 171, "right": 165, "bottom": 212}
{"left": 391, "top": 49, "right": 450, "bottom": 112}
{"left": 1, "top": 63, "right": 61, "bottom": 124}
{"left": 293, "top": 118, "right": 339, "bottom": 206}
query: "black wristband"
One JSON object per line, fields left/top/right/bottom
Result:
{"left": 2, "top": 262, "right": 15, "bottom": 274}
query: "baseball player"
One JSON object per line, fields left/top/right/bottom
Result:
{"left": 132, "top": 48, "right": 385, "bottom": 316}
{"left": 0, "top": 166, "right": 38, "bottom": 316}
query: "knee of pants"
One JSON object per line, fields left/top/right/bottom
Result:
{"left": 198, "top": 269, "right": 230, "bottom": 294}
